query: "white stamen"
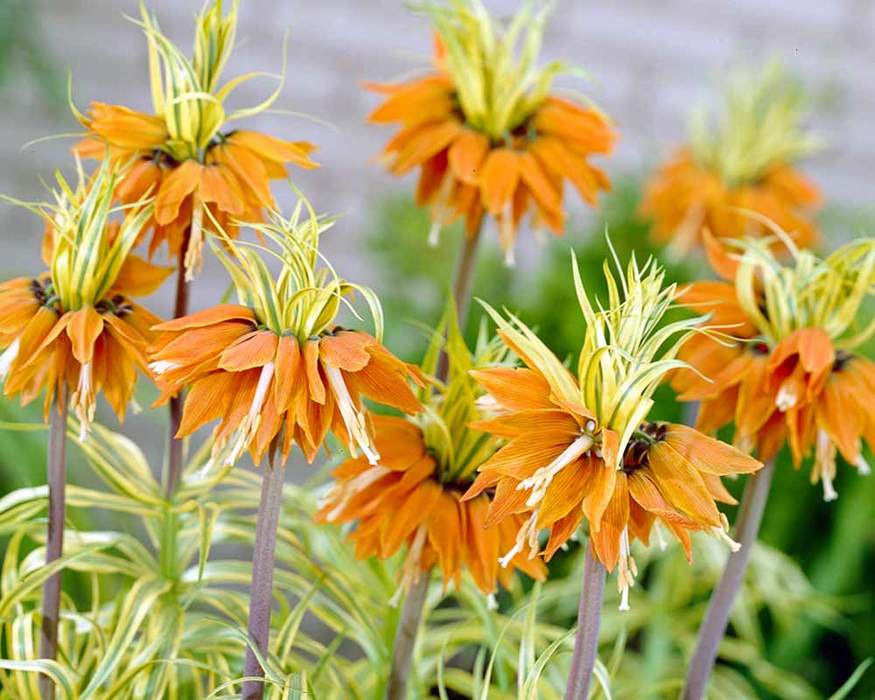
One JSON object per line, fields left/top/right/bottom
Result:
{"left": 486, "top": 593, "right": 498, "bottom": 610}
{"left": 857, "top": 455, "right": 871, "bottom": 476}
{"left": 816, "top": 429, "right": 838, "bottom": 502}
{"left": 149, "top": 360, "right": 179, "bottom": 375}
{"left": 184, "top": 199, "right": 205, "bottom": 282}
{"left": 499, "top": 512, "right": 539, "bottom": 568}
{"left": 228, "top": 361, "right": 275, "bottom": 464}
{"left": 617, "top": 528, "right": 635, "bottom": 612}
{"left": 775, "top": 383, "right": 797, "bottom": 411}
{"left": 518, "top": 434, "right": 594, "bottom": 508}
{"left": 427, "top": 219, "right": 441, "bottom": 247}
{"left": 73, "top": 362, "right": 94, "bottom": 442}
{"left": 321, "top": 465, "right": 391, "bottom": 521}
{"left": 390, "top": 524, "right": 429, "bottom": 607}
{"left": 325, "top": 364, "right": 380, "bottom": 465}
{"left": 712, "top": 527, "right": 741, "bottom": 552}
{"left": 0, "top": 338, "right": 20, "bottom": 378}
{"left": 499, "top": 202, "right": 516, "bottom": 267}
{"left": 654, "top": 522, "right": 668, "bottom": 551}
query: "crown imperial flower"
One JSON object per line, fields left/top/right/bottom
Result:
{"left": 0, "top": 161, "right": 167, "bottom": 437}
{"left": 641, "top": 62, "right": 821, "bottom": 254}
{"left": 73, "top": 0, "right": 318, "bottom": 277}
{"left": 317, "top": 304, "right": 546, "bottom": 599}
{"left": 674, "top": 233, "right": 875, "bottom": 500}
{"left": 149, "top": 202, "right": 423, "bottom": 466}
{"left": 368, "top": 0, "right": 615, "bottom": 264}
{"left": 463, "top": 250, "right": 762, "bottom": 608}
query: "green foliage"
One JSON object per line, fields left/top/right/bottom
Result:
{"left": 0, "top": 0, "right": 63, "bottom": 108}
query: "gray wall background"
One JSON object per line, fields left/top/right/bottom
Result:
{"left": 1, "top": 0, "right": 873, "bottom": 316}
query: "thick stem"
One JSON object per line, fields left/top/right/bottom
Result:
{"left": 385, "top": 226, "right": 483, "bottom": 699}
{"left": 386, "top": 574, "right": 430, "bottom": 700}
{"left": 242, "top": 439, "right": 287, "bottom": 700}
{"left": 165, "top": 237, "right": 191, "bottom": 499}
{"left": 38, "top": 389, "right": 69, "bottom": 700}
{"left": 451, "top": 230, "right": 481, "bottom": 325}
{"left": 682, "top": 459, "right": 776, "bottom": 700}
{"left": 565, "top": 542, "right": 607, "bottom": 700}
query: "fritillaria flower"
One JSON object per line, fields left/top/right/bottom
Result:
{"left": 0, "top": 160, "right": 165, "bottom": 676}
{"left": 73, "top": 1, "right": 317, "bottom": 277}
{"left": 317, "top": 307, "right": 545, "bottom": 602}
{"left": 464, "top": 251, "right": 762, "bottom": 608}
{"left": 674, "top": 233, "right": 875, "bottom": 500}
{"left": 0, "top": 160, "right": 165, "bottom": 437}
{"left": 149, "top": 203, "right": 423, "bottom": 467}
{"left": 367, "top": 0, "right": 615, "bottom": 264}
{"left": 641, "top": 62, "right": 820, "bottom": 255}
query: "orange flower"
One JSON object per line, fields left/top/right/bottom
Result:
{"left": 77, "top": 116, "right": 317, "bottom": 269}
{"left": 151, "top": 315, "right": 421, "bottom": 465}
{"left": 316, "top": 415, "right": 545, "bottom": 597}
{"left": 367, "top": 3, "right": 614, "bottom": 264}
{"left": 641, "top": 62, "right": 820, "bottom": 254}
{"left": 73, "top": 2, "right": 317, "bottom": 276}
{"left": 0, "top": 163, "right": 165, "bottom": 437}
{"left": 149, "top": 207, "right": 422, "bottom": 466}
{"left": 461, "top": 254, "right": 762, "bottom": 607}
{"left": 641, "top": 149, "right": 819, "bottom": 253}
{"left": 464, "top": 368, "right": 760, "bottom": 608}
{"left": 674, "top": 236, "right": 875, "bottom": 499}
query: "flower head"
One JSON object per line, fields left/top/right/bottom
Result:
{"left": 73, "top": 0, "right": 318, "bottom": 276}
{"left": 0, "top": 160, "right": 166, "bottom": 437}
{"left": 367, "top": 0, "right": 615, "bottom": 264}
{"left": 463, "top": 249, "right": 762, "bottom": 608}
{"left": 317, "top": 303, "right": 545, "bottom": 599}
{"left": 641, "top": 61, "right": 820, "bottom": 255}
{"left": 674, "top": 233, "right": 875, "bottom": 500}
{"left": 149, "top": 200, "right": 423, "bottom": 466}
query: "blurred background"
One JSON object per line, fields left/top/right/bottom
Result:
{"left": 0, "top": 1, "right": 873, "bottom": 697}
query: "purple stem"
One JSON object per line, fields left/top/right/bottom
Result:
{"left": 565, "top": 542, "right": 607, "bottom": 700}
{"left": 682, "top": 459, "right": 776, "bottom": 700}
{"left": 38, "top": 389, "right": 69, "bottom": 700}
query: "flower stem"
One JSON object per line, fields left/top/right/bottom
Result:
{"left": 682, "top": 459, "right": 776, "bottom": 700}
{"left": 38, "top": 389, "right": 68, "bottom": 700}
{"left": 242, "top": 437, "right": 286, "bottom": 700}
{"left": 386, "top": 573, "right": 430, "bottom": 700}
{"left": 165, "top": 236, "right": 191, "bottom": 499}
{"left": 565, "top": 542, "right": 606, "bottom": 700}
{"left": 451, "top": 229, "right": 482, "bottom": 324}
{"left": 387, "top": 225, "right": 483, "bottom": 700}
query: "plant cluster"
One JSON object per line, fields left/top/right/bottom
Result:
{"left": 0, "top": 2, "right": 872, "bottom": 699}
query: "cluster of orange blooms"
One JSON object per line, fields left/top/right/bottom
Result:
{"left": 0, "top": 0, "right": 871, "bottom": 609}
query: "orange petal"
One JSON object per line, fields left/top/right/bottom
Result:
{"left": 479, "top": 148, "right": 520, "bottom": 215}
{"left": 469, "top": 367, "right": 554, "bottom": 411}
{"left": 662, "top": 424, "right": 762, "bottom": 475}
{"left": 319, "top": 331, "right": 373, "bottom": 372}
{"left": 66, "top": 306, "right": 104, "bottom": 364}
{"left": 155, "top": 160, "right": 202, "bottom": 226}
{"left": 218, "top": 330, "right": 279, "bottom": 371}
{"left": 589, "top": 473, "right": 629, "bottom": 571}
{"left": 303, "top": 340, "right": 326, "bottom": 404}
{"left": 152, "top": 304, "right": 255, "bottom": 332}
{"left": 448, "top": 128, "right": 490, "bottom": 185}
